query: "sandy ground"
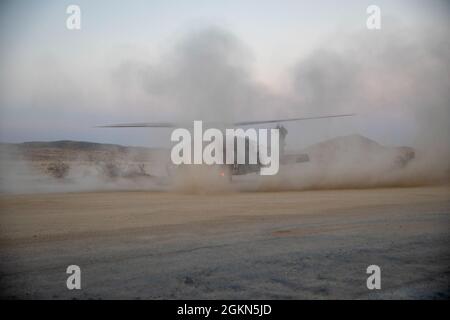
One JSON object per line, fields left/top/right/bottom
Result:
{"left": 0, "top": 185, "right": 449, "bottom": 299}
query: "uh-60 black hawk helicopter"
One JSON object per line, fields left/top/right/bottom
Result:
{"left": 98, "top": 113, "right": 355, "bottom": 180}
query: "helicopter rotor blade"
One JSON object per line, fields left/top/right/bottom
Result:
{"left": 232, "top": 113, "right": 356, "bottom": 126}
{"left": 97, "top": 113, "right": 356, "bottom": 128}
{"left": 96, "top": 122, "right": 180, "bottom": 128}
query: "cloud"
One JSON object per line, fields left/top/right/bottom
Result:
{"left": 111, "top": 27, "right": 290, "bottom": 123}
{"left": 290, "top": 23, "right": 450, "bottom": 155}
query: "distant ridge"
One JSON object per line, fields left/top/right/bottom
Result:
{"left": 1, "top": 140, "right": 162, "bottom": 152}
{"left": 20, "top": 140, "right": 127, "bottom": 150}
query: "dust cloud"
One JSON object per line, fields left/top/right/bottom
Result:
{"left": 1, "top": 21, "right": 449, "bottom": 194}
{"left": 0, "top": 143, "right": 167, "bottom": 194}
{"left": 111, "top": 23, "right": 449, "bottom": 192}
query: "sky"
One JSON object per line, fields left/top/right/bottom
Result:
{"left": 0, "top": 0, "right": 449, "bottom": 150}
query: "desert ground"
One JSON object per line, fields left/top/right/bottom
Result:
{"left": 0, "top": 185, "right": 449, "bottom": 299}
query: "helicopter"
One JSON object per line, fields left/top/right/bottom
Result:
{"left": 98, "top": 113, "right": 355, "bottom": 179}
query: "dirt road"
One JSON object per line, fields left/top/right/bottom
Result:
{"left": 0, "top": 186, "right": 449, "bottom": 299}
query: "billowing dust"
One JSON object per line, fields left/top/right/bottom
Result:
{"left": 1, "top": 23, "right": 449, "bottom": 194}
{"left": 0, "top": 134, "right": 448, "bottom": 194}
